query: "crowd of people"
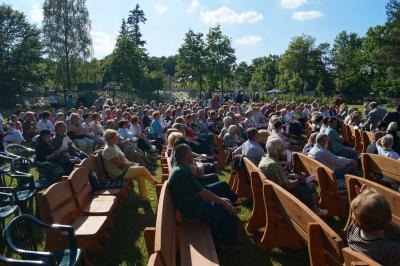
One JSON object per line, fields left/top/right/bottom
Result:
{"left": 0, "top": 94, "right": 399, "bottom": 265}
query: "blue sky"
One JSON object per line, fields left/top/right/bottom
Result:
{"left": 4, "top": 0, "right": 389, "bottom": 62}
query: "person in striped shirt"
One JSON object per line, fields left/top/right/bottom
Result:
{"left": 347, "top": 188, "right": 400, "bottom": 266}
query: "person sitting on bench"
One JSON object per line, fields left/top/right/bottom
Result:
{"left": 347, "top": 188, "right": 400, "bottom": 266}
{"left": 168, "top": 144, "right": 240, "bottom": 252}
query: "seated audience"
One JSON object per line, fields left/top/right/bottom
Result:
{"left": 234, "top": 127, "right": 264, "bottom": 165}
{"left": 376, "top": 134, "right": 400, "bottom": 160}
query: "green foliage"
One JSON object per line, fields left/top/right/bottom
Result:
{"left": 0, "top": 4, "right": 43, "bottom": 103}
{"left": 103, "top": 35, "right": 145, "bottom": 93}
{"left": 249, "top": 55, "right": 280, "bottom": 92}
{"left": 276, "top": 35, "right": 333, "bottom": 95}
{"left": 205, "top": 25, "right": 236, "bottom": 93}
{"left": 126, "top": 4, "right": 147, "bottom": 47}
{"left": 42, "top": 0, "right": 92, "bottom": 103}
{"left": 234, "top": 62, "right": 252, "bottom": 90}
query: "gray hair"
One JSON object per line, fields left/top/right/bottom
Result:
{"left": 223, "top": 116, "right": 233, "bottom": 127}
{"left": 228, "top": 125, "right": 238, "bottom": 134}
{"left": 266, "top": 138, "right": 284, "bottom": 157}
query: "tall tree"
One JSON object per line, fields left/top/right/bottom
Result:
{"left": 0, "top": 4, "right": 43, "bottom": 104}
{"left": 276, "top": 34, "right": 332, "bottom": 94}
{"left": 43, "top": 0, "right": 92, "bottom": 105}
{"left": 103, "top": 35, "right": 145, "bottom": 94}
{"left": 119, "top": 18, "right": 128, "bottom": 38}
{"left": 176, "top": 30, "right": 208, "bottom": 97}
{"left": 249, "top": 55, "right": 280, "bottom": 91}
{"left": 206, "top": 25, "right": 236, "bottom": 93}
{"left": 331, "top": 31, "right": 370, "bottom": 99}
{"left": 126, "top": 4, "right": 147, "bottom": 47}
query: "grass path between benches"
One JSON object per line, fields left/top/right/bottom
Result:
{"left": 91, "top": 160, "right": 311, "bottom": 266}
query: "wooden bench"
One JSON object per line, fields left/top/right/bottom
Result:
{"left": 342, "top": 247, "right": 381, "bottom": 266}
{"left": 228, "top": 155, "right": 253, "bottom": 199}
{"left": 67, "top": 167, "right": 118, "bottom": 216}
{"left": 344, "top": 174, "right": 400, "bottom": 230}
{"left": 36, "top": 181, "right": 109, "bottom": 254}
{"left": 293, "top": 153, "right": 348, "bottom": 220}
{"left": 145, "top": 183, "right": 219, "bottom": 266}
{"left": 216, "top": 136, "right": 226, "bottom": 169}
{"left": 361, "top": 131, "right": 374, "bottom": 153}
{"left": 260, "top": 180, "right": 344, "bottom": 266}
{"left": 345, "top": 125, "right": 355, "bottom": 148}
{"left": 361, "top": 153, "right": 400, "bottom": 184}
{"left": 354, "top": 128, "right": 363, "bottom": 153}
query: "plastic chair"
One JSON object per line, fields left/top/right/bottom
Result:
{"left": 3, "top": 214, "right": 83, "bottom": 266}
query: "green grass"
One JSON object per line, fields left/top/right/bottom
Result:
{"left": 348, "top": 104, "right": 395, "bottom": 118}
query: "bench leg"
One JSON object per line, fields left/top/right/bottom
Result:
{"left": 155, "top": 184, "right": 163, "bottom": 200}
{"left": 144, "top": 227, "right": 155, "bottom": 255}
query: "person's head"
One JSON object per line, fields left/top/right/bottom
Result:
{"left": 369, "top": 102, "right": 378, "bottom": 110}
{"left": 223, "top": 116, "right": 233, "bottom": 128}
{"left": 40, "top": 111, "right": 51, "bottom": 121}
{"left": 328, "top": 116, "right": 338, "bottom": 128}
{"left": 106, "top": 119, "right": 116, "bottom": 130}
{"left": 118, "top": 120, "right": 129, "bottom": 129}
{"left": 272, "top": 120, "right": 283, "bottom": 132}
{"left": 387, "top": 122, "right": 398, "bottom": 133}
{"left": 258, "top": 129, "right": 269, "bottom": 144}
{"left": 311, "top": 114, "right": 323, "bottom": 125}
{"left": 228, "top": 125, "right": 238, "bottom": 135}
{"left": 308, "top": 132, "right": 318, "bottom": 145}
{"left": 316, "top": 133, "right": 329, "bottom": 149}
{"left": 380, "top": 134, "right": 394, "bottom": 150}
{"left": 172, "top": 123, "right": 185, "bottom": 134}
{"left": 25, "top": 111, "right": 35, "bottom": 122}
{"left": 54, "top": 121, "right": 67, "bottom": 136}
{"left": 351, "top": 188, "right": 391, "bottom": 232}
{"left": 152, "top": 111, "right": 160, "bottom": 119}
{"left": 131, "top": 116, "right": 140, "bottom": 125}
{"left": 92, "top": 113, "right": 99, "bottom": 122}
{"left": 174, "top": 144, "right": 193, "bottom": 165}
{"left": 246, "top": 127, "right": 259, "bottom": 141}
{"left": 167, "top": 132, "right": 183, "bottom": 148}
{"left": 245, "top": 110, "right": 253, "bottom": 118}
{"left": 39, "top": 129, "right": 52, "bottom": 143}
{"left": 266, "top": 138, "right": 284, "bottom": 159}
{"left": 82, "top": 113, "right": 91, "bottom": 122}
{"left": 69, "top": 113, "right": 80, "bottom": 124}
{"left": 104, "top": 129, "right": 119, "bottom": 145}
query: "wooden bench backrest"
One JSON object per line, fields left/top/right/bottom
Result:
{"left": 293, "top": 152, "right": 337, "bottom": 182}
{"left": 361, "top": 131, "right": 374, "bottom": 153}
{"left": 264, "top": 182, "right": 344, "bottom": 266}
{"left": 342, "top": 247, "right": 381, "bottom": 266}
{"left": 361, "top": 153, "right": 400, "bottom": 182}
{"left": 154, "top": 183, "right": 176, "bottom": 266}
{"left": 36, "top": 181, "right": 79, "bottom": 224}
{"left": 354, "top": 128, "right": 363, "bottom": 152}
{"left": 68, "top": 167, "right": 92, "bottom": 209}
{"left": 345, "top": 125, "right": 355, "bottom": 147}
{"left": 345, "top": 174, "right": 400, "bottom": 229}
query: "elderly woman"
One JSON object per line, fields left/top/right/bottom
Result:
{"left": 259, "top": 138, "right": 327, "bottom": 216}
{"left": 223, "top": 125, "right": 242, "bottom": 149}
{"left": 130, "top": 116, "right": 156, "bottom": 154}
{"left": 102, "top": 129, "right": 158, "bottom": 200}
{"left": 376, "top": 134, "right": 400, "bottom": 160}
{"left": 218, "top": 116, "right": 233, "bottom": 140}
{"left": 67, "top": 113, "right": 94, "bottom": 154}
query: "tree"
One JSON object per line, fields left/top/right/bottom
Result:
{"left": 43, "top": 0, "right": 92, "bottom": 105}
{"left": 0, "top": 4, "right": 43, "bottom": 104}
{"left": 234, "top": 62, "right": 252, "bottom": 90}
{"left": 331, "top": 31, "right": 370, "bottom": 100}
{"left": 119, "top": 18, "right": 128, "bottom": 38}
{"left": 176, "top": 30, "right": 208, "bottom": 97}
{"left": 205, "top": 25, "right": 236, "bottom": 93}
{"left": 276, "top": 34, "right": 332, "bottom": 94}
{"left": 127, "top": 4, "right": 147, "bottom": 47}
{"left": 249, "top": 55, "right": 280, "bottom": 91}
{"left": 103, "top": 35, "right": 145, "bottom": 94}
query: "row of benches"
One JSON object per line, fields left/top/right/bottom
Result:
{"left": 242, "top": 155, "right": 399, "bottom": 265}
{"left": 144, "top": 148, "right": 219, "bottom": 266}
{"left": 35, "top": 154, "right": 129, "bottom": 261}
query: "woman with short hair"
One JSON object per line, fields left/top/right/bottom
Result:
{"left": 102, "top": 129, "right": 158, "bottom": 200}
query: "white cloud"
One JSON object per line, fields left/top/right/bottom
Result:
{"left": 235, "top": 35, "right": 263, "bottom": 46}
{"left": 187, "top": 0, "right": 200, "bottom": 14}
{"left": 155, "top": 3, "right": 168, "bottom": 13}
{"left": 91, "top": 31, "right": 115, "bottom": 58}
{"left": 200, "top": 6, "right": 263, "bottom": 24}
{"left": 30, "top": 4, "right": 43, "bottom": 24}
{"left": 280, "top": 0, "right": 308, "bottom": 9}
{"left": 292, "top": 10, "right": 323, "bottom": 21}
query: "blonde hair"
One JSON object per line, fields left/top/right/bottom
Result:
{"left": 380, "top": 134, "right": 394, "bottom": 149}
{"left": 167, "top": 132, "right": 183, "bottom": 148}
{"left": 351, "top": 188, "right": 391, "bottom": 232}
{"left": 258, "top": 129, "right": 270, "bottom": 142}
{"left": 104, "top": 129, "right": 118, "bottom": 142}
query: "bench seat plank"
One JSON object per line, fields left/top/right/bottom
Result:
{"left": 72, "top": 216, "right": 108, "bottom": 236}
{"left": 180, "top": 221, "right": 219, "bottom": 266}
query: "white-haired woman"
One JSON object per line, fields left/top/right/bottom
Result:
{"left": 223, "top": 125, "right": 243, "bottom": 149}
{"left": 259, "top": 138, "right": 327, "bottom": 216}
{"left": 102, "top": 129, "right": 158, "bottom": 200}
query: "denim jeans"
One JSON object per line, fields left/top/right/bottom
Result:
{"left": 289, "top": 182, "right": 316, "bottom": 209}
{"left": 336, "top": 146, "right": 359, "bottom": 161}
{"left": 200, "top": 200, "right": 238, "bottom": 246}
{"left": 205, "top": 181, "right": 238, "bottom": 202}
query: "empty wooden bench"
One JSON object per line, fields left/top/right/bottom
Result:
{"left": 260, "top": 180, "right": 344, "bottom": 266}
{"left": 293, "top": 152, "right": 348, "bottom": 220}
{"left": 361, "top": 153, "right": 400, "bottom": 185}
{"left": 342, "top": 247, "right": 381, "bottom": 266}
{"left": 36, "top": 181, "right": 110, "bottom": 254}
{"left": 145, "top": 182, "right": 219, "bottom": 266}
